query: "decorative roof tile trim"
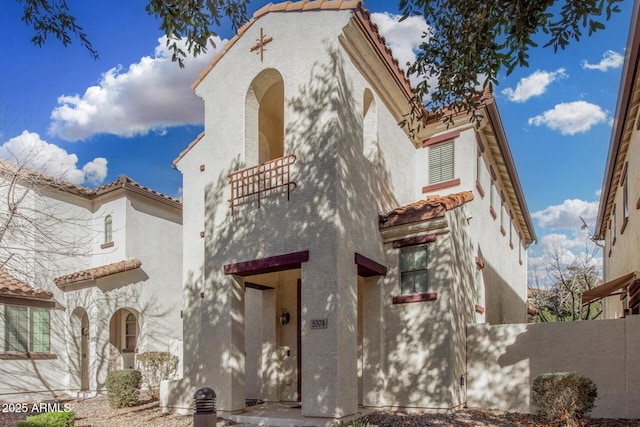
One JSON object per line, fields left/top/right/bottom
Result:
{"left": 93, "top": 175, "right": 182, "bottom": 208}
{"left": 0, "top": 269, "right": 53, "bottom": 301}
{"left": 173, "top": 131, "right": 205, "bottom": 167}
{"left": 191, "top": 0, "right": 410, "bottom": 95}
{"left": 0, "top": 160, "right": 181, "bottom": 209}
{"left": 379, "top": 191, "right": 474, "bottom": 229}
{"left": 54, "top": 259, "right": 142, "bottom": 288}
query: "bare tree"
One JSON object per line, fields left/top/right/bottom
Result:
{"left": 0, "top": 158, "right": 94, "bottom": 286}
{"left": 529, "top": 234, "right": 602, "bottom": 322}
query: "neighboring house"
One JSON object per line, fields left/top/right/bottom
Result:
{"left": 0, "top": 169, "right": 183, "bottom": 402}
{"left": 162, "top": 0, "right": 535, "bottom": 421}
{"left": 587, "top": 0, "right": 640, "bottom": 318}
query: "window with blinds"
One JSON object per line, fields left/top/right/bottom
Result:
{"left": 4, "top": 305, "right": 51, "bottom": 353}
{"left": 5, "top": 306, "right": 28, "bottom": 352}
{"left": 429, "top": 141, "right": 454, "bottom": 184}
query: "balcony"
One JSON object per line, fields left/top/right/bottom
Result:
{"left": 229, "top": 154, "right": 297, "bottom": 214}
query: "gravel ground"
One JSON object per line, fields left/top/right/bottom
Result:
{"left": 2, "top": 396, "right": 640, "bottom": 427}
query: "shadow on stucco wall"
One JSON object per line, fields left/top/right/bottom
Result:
{"left": 174, "top": 42, "right": 410, "bottom": 416}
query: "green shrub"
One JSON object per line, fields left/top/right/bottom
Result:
{"left": 105, "top": 368, "right": 142, "bottom": 408}
{"left": 137, "top": 351, "right": 179, "bottom": 399}
{"left": 18, "top": 411, "right": 75, "bottom": 427}
{"left": 532, "top": 372, "right": 597, "bottom": 426}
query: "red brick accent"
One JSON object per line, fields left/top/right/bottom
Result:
{"left": 422, "top": 178, "right": 461, "bottom": 194}
{"left": 490, "top": 206, "right": 497, "bottom": 220}
{"left": 392, "top": 292, "right": 438, "bottom": 305}
{"left": 475, "top": 180, "right": 485, "bottom": 198}
{"left": 355, "top": 253, "right": 388, "bottom": 277}
{"left": 392, "top": 234, "right": 437, "bottom": 248}
{"left": 224, "top": 250, "right": 309, "bottom": 276}
{"left": 422, "top": 130, "right": 460, "bottom": 147}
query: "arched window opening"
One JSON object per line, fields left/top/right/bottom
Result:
{"left": 245, "top": 69, "right": 285, "bottom": 166}
{"left": 104, "top": 215, "right": 112, "bottom": 243}
{"left": 125, "top": 313, "right": 137, "bottom": 350}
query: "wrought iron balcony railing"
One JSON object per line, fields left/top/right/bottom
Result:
{"left": 228, "top": 154, "right": 297, "bottom": 214}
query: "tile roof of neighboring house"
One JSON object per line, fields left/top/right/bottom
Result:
{"left": 0, "top": 160, "right": 181, "bottom": 209}
{"left": 93, "top": 175, "right": 182, "bottom": 208}
{"left": 0, "top": 269, "right": 53, "bottom": 301}
{"left": 54, "top": 259, "right": 143, "bottom": 288}
{"left": 379, "top": 191, "right": 474, "bottom": 229}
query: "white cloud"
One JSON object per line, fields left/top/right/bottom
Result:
{"left": 528, "top": 101, "right": 608, "bottom": 135}
{"left": 528, "top": 231, "right": 602, "bottom": 287}
{"left": 370, "top": 12, "right": 430, "bottom": 87}
{"left": 0, "top": 131, "right": 108, "bottom": 185}
{"left": 49, "top": 36, "right": 227, "bottom": 141}
{"left": 582, "top": 50, "right": 624, "bottom": 71}
{"left": 532, "top": 199, "right": 599, "bottom": 230}
{"left": 501, "top": 68, "right": 567, "bottom": 103}
{"left": 82, "top": 158, "right": 108, "bottom": 186}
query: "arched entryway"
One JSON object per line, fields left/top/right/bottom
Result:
{"left": 109, "top": 308, "right": 139, "bottom": 370}
{"left": 71, "top": 307, "right": 90, "bottom": 392}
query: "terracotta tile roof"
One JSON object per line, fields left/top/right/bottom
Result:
{"left": 54, "top": 259, "right": 142, "bottom": 288}
{"left": 0, "top": 269, "right": 53, "bottom": 301}
{"left": 94, "top": 175, "right": 181, "bottom": 208}
{"left": 379, "top": 191, "right": 474, "bottom": 229}
{"left": 176, "top": 1, "right": 414, "bottom": 166}
{"left": 0, "top": 160, "right": 181, "bottom": 209}
{"left": 173, "top": 131, "right": 205, "bottom": 167}
{"left": 0, "top": 159, "right": 94, "bottom": 197}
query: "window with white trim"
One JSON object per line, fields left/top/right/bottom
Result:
{"left": 4, "top": 306, "right": 50, "bottom": 353}
{"left": 429, "top": 141, "right": 454, "bottom": 184}
{"left": 104, "top": 215, "right": 113, "bottom": 243}
{"left": 400, "top": 244, "right": 429, "bottom": 294}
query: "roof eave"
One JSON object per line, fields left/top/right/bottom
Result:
{"left": 595, "top": 0, "right": 640, "bottom": 238}
{"left": 484, "top": 99, "right": 537, "bottom": 245}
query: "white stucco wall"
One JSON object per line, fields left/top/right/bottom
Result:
{"left": 166, "top": 6, "right": 531, "bottom": 420}
{"left": 602, "top": 124, "right": 640, "bottom": 318}
{"left": 467, "top": 316, "right": 640, "bottom": 419}
{"left": 0, "top": 179, "right": 183, "bottom": 401}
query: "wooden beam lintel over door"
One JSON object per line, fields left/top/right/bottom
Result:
{"left": 224, "top": 250, "right": 310, "bottom": 276}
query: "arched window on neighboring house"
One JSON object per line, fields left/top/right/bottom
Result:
{"left": 104, "top": 215, "right": 113, "bottom": 243}
{"left": 125, "top": 313, "right": 137, "bottom": 351}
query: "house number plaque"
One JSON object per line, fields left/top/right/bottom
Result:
{"left": 310, "top": 318, "right": 328, "bottom": 329}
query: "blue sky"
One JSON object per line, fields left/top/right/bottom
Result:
{"left": 0, "top": 0, "right": 634, "bottom": 279}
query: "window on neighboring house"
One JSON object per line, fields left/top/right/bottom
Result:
{"left": 400, "top": 244, "right": 429, "bottom": 294}
{"left": 125, "top": 313, "right": 137, "bottom": 350}
{"left": 104, "top": 215, "right": 113, "bottom": 244}
{"left": 4, "top": 306, "right": 50, "bottom": 353}
{"left": 623, "top": 167, "right": 629, "bottom": 226}
{"left": 429, "top": 141, "right": 454, "bottom": 184}
{"left": 611, "top": 205, "right": 617, "bottom": 245}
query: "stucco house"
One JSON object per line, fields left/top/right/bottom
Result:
{"left": 585, "top": 0, "right": 640, "bottom": 318}
{"left": 162, "top": 0, "right": 535, "bottom": 421}
{"left": 0, "top": 167, "right": 183, "bottom": 401}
